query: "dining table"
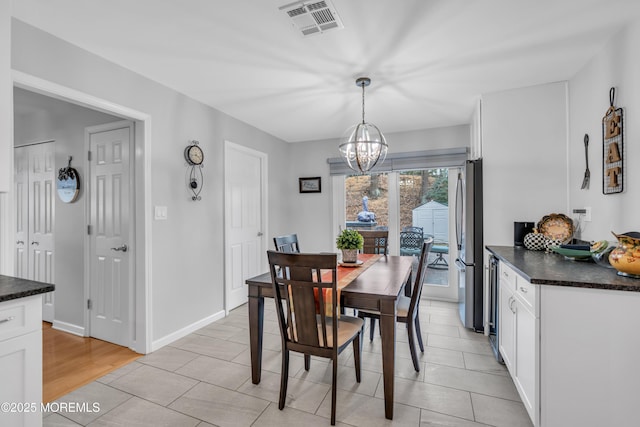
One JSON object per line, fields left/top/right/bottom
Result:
{"left": 245, "top": 253, "right": 414, "bottom": 420}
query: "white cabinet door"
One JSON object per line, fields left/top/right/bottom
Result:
{"left": 0, "top": 330, "right": 42, "bottom": 426}
{"left": 498, "top": 261, "right": 539, "bottom": 427}
{"left": 499, "top": 281, "right": 515, "bottom": 371}
{"left": 0, "top": 295, "right": 43, "bottom": 427}
{"left": 514, "top": 298, "right": 537, "bottom": 425}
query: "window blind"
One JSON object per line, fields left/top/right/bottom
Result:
{"left": 327, "top": 147, "right": 469, "bottom": 175}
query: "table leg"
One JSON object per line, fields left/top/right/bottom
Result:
{"left": 379, "top": 298, "right": 397, "bottom": 420}
{"left": 248, "top": 287, "right": 264, "bottom": 384}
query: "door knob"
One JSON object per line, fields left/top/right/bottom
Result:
{"left": 110, "top": 244, "right": 128, "bottom": 252}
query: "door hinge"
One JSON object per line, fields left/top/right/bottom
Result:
{"left": 88, "top": 150, "right": 92, "bottom": 161}
{"left": 87, "top": 299, "right": 92, "bottom": 310}
{"left": 87, "top": 225, "right": 92, "bottom": 235}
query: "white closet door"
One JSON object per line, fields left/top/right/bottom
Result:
{"left": 14, "top": 146, "right": 29, "bottom": 279}
{"left": 15, "top": 142, "right": 55, "bottom": 322}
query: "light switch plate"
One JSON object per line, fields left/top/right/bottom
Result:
{"left": 154, "top": 206, "right": 168, "bottom": 220}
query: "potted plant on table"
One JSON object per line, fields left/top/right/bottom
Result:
{"left": 336, "top": 228, "right": 363, "bottom": 263}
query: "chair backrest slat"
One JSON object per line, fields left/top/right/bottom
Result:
{"left": 267, "top": 251, "right": 338, "bottom": 351}
{"left": 359, "top": 230, "right": 389, "bottom": 255}
{"left": 273, "top": 234, "right": 301, "bottom": 253}
{"left": 409, "top": 237, "right": 434, "bottom": 315}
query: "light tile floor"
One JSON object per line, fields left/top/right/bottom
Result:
{"left": 43, "top": 299, "right": 533, "bottom": 426}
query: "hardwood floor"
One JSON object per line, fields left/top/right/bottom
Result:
{"left": 42, "top": 322, "right": 141, "bottom": 403}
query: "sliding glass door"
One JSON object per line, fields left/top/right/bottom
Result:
{"left": 342, "top": 167, "right": 460, "bottom": 300}
{"left": 345, "top": 172, "right": 388, "bottom": 230}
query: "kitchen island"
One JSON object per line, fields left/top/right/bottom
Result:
{"left": 0, "top": 275, "right": 54, "bottom": 427}
{"left": 486, "top": 246, "right": 640, "bottom": 427}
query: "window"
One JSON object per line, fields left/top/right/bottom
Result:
{"left": 345, "top": 172, "right": 388, "bottom": 230}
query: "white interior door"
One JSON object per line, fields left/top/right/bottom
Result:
{"left": 225, "top": 142, "right": 266, "bottom": 312}
{"left": 88, "top": 122, "right": 132, "bottom": 347}
{"left": 14, "top": 146, "right": 28, "bottom": 279}
{"left": 14, "top": 142, "right": 55, "bottom": 322}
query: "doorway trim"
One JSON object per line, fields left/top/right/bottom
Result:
{"left": 10, "top": 70, "right": 152, "bottom": 354}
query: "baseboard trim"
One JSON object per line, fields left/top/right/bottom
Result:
{"left": 150, "top": 310, "right": 226, "bottom": 352}
{"left": 52, "top": 320, "right": 85, "bottom": 337}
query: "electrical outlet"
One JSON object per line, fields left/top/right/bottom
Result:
{"left": 584, "top": 207, "right": 592, "bottom": 222}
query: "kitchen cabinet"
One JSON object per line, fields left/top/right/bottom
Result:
{"left": 498, "top": 263, "right": 515, "bottom": 368}
{"left": 539, "top": 285, "right": 640, "bottom": 427}
{"left": 498, "top": 261, "right": 539, "bottom": 426}
{"left": 0, "top": 294, "right": 43, "bottom": 427}
{"left": 488, "top": 246, "right": 640, "bottom": 427}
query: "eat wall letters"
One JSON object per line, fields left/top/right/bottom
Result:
{"left": 602, "top": 87, "right": 624, "bottom": 194}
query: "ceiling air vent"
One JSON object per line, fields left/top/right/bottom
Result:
{"left": 279, "top": 0, "right": 344, "bottom": 37}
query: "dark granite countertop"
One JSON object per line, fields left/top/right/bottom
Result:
{"left": 486, "top": 246, "right": 640, "bottom": 292}
{"left": 0, "top": 275, "right": 55, "bottom": 303}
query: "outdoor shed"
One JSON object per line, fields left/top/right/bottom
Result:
{"left": 412, "top": 200, "right": 448, "bottom": 243}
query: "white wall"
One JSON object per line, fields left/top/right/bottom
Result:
{"left": 0, "top": 0, "right": 12, "bottom": 276}
{"left": 286, "top": 125, "right": 470, "bottom": 253}
{"left": 482, "top": 81, "right": 569, "bottom": 247}
{"left": 14, "top": 88, "right": 121, "bottom": 328}
{"left": 568, "top": 22, "right": 640, "bottom": 241}
{"left": 0, "top": 0, "right": 10, "bottom": 192}
{"left": 10, "top": 19, "right": 292, "bottom": 347}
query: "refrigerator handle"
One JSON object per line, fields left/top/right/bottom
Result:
{"left": 455, "top": 172, "right": 463, "bottom": 250}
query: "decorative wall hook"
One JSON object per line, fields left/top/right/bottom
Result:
{"left": 57, "top": 156, "right": 80, "bottom": 203}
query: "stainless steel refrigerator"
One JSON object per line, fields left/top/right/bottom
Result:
{"left": 454, "top": 159, "right": 484, "bottom": 331}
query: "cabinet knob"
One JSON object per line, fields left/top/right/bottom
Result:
{"left": 31, "top": 241, "right": 39, "bottom": 246}
{"left": 519, "top": 286, "right": 528, "bottom": 293}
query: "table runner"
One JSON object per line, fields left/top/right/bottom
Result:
{"left": 317, "top": 253, "right": 382, "bottom": 316}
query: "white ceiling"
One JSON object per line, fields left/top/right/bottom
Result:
{"left": 12, "top": 0, "right": 640, "bottom": 143}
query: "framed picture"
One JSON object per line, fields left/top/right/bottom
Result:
{"left": 299, "top": 176, "right": 321, "bottom": 193}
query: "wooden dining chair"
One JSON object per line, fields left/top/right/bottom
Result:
{"left": 273, "top": 234, "right": 300, "bottom": 253}
{"left": 267, "top": 251, "right": 363, "bottom": 425}
{"left": 359, "top": 230, "right": 389, "bottom": 255}
{"left": 358, "top": 237, "right": 433, "bottom": 371}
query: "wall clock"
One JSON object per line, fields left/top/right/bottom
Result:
{"left": 184, "top": 140, "right": 204, "bottom": 201}
{"left": 184, "top": 143, "right": 204, "bottom": 166}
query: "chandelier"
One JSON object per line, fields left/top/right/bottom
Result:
{"left": 339, "top": 77, "right": 388, "bottom": 173}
